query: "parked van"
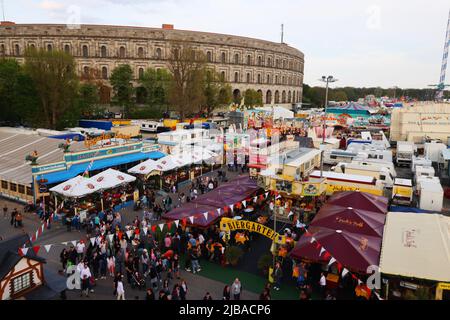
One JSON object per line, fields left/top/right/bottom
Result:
{"left": 331, "top": 162, "right": 395, "bottom": 188}
{"left": 309, "top": 170, "right": 384, "bottom": 196}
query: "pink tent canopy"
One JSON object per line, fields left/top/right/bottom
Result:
{"left": 162, "top": 175, "right": 261, "bottom": 228}
{"left": 326, "top": 191, "right": 388, "bottom": 215}
{"left": 309, "top": 203, "right": 386, "bottom": 238}
{"left": 290, "top": 227, "right": 382, "bottom": 273}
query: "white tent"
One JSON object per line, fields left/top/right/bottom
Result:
{"left": 255, "top": 106, "right": 294, "bottom": 120}
{"left": 128, "top": 158, "right": 159, "bottom": 175}
{"left": 91, "top": 168, "right": 136, "bottom": 190}
{"left": 155, "top": 155, "right": 181, "bottom": 172}
{"left": 380, "top": 212, "right": 450, "bottom": 282}
{"left": 50, "top": 175, "right": 101, "bottom": 198}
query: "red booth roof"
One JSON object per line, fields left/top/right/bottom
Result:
{"left": 326, "top": 191, "right": 388, "bottom": 214}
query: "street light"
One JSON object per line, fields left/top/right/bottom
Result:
{"left": 318, "top": 75, "right": 338, "bottom": 178}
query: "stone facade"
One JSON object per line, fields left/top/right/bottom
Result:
{"left": 0, "top": 23, "right": 304, "bottom": 105}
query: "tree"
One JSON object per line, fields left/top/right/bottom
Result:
{"left": 203, "top": 70, "right": 232, "bottom": 116}
{"left": 24, "top": 48, "right": 79, "bottom": 129}
{"left": 139, "top": 67, "right": 172, "bottom": 107}
{"left": 244, "top": 89, "right": 263, "bottom": 108}
{"left": 330, "top": 90, "right": 348, "bottom": 102}
{"left": 78, "top": 83, "right": 101, "bottom": 118}
{"left": 110, "top": 64, "right": 134, "bottom": 117}
{"left": 167, "top": 45, "right": 207, "bottom": 119}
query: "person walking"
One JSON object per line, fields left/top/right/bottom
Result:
{"left": 222, "top": 285, "right": 231, "bottom": 300}
{"left": 116, "top": 275, "right": 125, "bottom": 300}
{"left": 319, "top": 272, "right": 327, "bottom": 299}
{"left": 180, "top": 280, "right": 188, "bottom": 300}
{"left": 231, "top": 278, "right": 242, "bottom": 300}
{"left": 15, "top": 212, "right": 23, "bottom": 228}
{"left": 3, "top": 205, "right": 7, "bottom": 219}
{"left": 10, "top": 208, "right": 17, "bottom": 227}
{"left": 272, "top": 262, "right": 283, "bottom": 291}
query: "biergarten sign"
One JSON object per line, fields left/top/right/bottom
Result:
{"left": 220, "top": 218, "right": 285, "bottom": 244}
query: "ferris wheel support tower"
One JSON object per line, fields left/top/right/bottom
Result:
{"left": 430, "top": 10, "right": 450, "bottom": 101}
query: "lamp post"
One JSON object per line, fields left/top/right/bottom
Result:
{"left": 318, "top": 75, "right": 338, "bottom": 178}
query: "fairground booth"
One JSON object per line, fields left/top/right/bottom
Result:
{"left": 49, "top": 169, "right": 137, "bottom": 225}
{"left": 162, "top": 176, "right": 264, "bottom": 229}
{"left": 128, "top": 148, "right": 219, "bottom": 192}
{"left": 379, "top": 212, "right": 450, "bottom": 300}
{"left": 290, "top": 191, "right": 389, "bottom": 299}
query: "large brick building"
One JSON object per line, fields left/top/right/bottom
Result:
{"left": 0, "top": 22, "right": 304, "bottom": 106}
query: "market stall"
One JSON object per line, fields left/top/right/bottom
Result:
{"left": 379, "top": 212, "right": 450, "bottom": 300}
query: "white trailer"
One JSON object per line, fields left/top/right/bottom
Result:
{"left": 419, "top": 180, "right": 443, "bottom": 212}
{"left": 424, "top": 142, "right": 447, "bottom": 163}
{"left": 412, "top": 156, "right": 432, "bottom": 172}
{"left": 396, "top": 141, "right": 416, "bottom": 167}
{"left": 415, "top": 165, "right": 435, "bottom": 182}
{"left": 323, "top": 149, "right": 359, "bottom": 165}
{"left": 332, "top": 162, "right": 396, "bottom": 188}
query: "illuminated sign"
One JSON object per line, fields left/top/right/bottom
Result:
{"left": 220, "top": 218, "right": 285, "bottom": 244}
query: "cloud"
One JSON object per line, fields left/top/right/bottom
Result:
{"left": 38, "top": 0, "right": 65, "bottom": 10}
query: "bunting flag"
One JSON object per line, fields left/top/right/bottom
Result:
{"left": 167, "top": 222, "right": 173, "bottom": 230}
{"left": 158, "top": 224, "right": 165, "bottom": 232}
{"left": 341, "top": 268, "right": 349, "bottom": 278}
{"left": 229, "top": 204, "right": 234, "bottom": 212}
{"left": 19, "top": 247, "right": 29, "bottom": 256}
{"left": 32, "top": 246, "right": 40, "bottom": 255}
{"left": 216, "top": 209, "right": 221, "bottom": 216}
{"left": 242, "top": 200, "right": 247, "bottom": 208}
{"left": 151, "top": 225, "right": 157, "bottom": 233}
{"left": 189, "top": 216, "right": 194, "bottom": 224}
{"left": 44, "top": 244, "right": 52, "bottom": 253}
{"left": 90, "top": 237, "right": 96, "bottom": 246}
{"left": 319, "top": 247, "right": 326, "bottom": 256}
{"left": 181, "top": 218, "right": 187, "bottom": 227}
{"left": 203, "top": 212, "right": 209, "bottom": 220}
{"left": 323, "top": 252, "right": 331, "bottom": 260}
{"left": 61, "top": 241, "right": 68, "bottom": 246}
{"left": 142, "top": 227, "right": 148, "bottom": 235}
{"left": 253, "top": 196, "right": 257, "bottom": 203}
{"left": 328, "top": 257, "right": 336, "bottom": 267}
{"left": 310, "top": 236, "right": 316, "bottom": 244}
{"left": 174, "top": 220, "right": 179, "bottom": 228}
{"left": 265, "top": 192, "right": 269, "bottom": 198}
{"left": 107, "top": 234, "right": 114, "bottom": 242}
{"left": 71, "top": 240, "right": 77, "bottom": 247}
{"left": 126, "top": 230, "right": 133, "bottom": 239}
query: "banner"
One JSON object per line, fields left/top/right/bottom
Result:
{"left": 219, "top": 218, "right": 285, "bottom": 244}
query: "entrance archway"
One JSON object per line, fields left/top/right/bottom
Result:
{"left": 233, "top": 89, "right": 242, "bottom": 105}
{"left": 99, "top": 85, "right": 111, "bottom": 104}
{"left": 266, "top": 90, "right": 272, "bottom": 104}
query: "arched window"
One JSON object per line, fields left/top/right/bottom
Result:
{"left": 138, "top": 67, "right": 144, "bottom": 79}
{"left": 138, "top": 47, "right": 144, "bottom": 58}
{"left": 246, "top": 73, "right": 251, "bottom": 83}
{"left": 47, "top": 44, "right": 52, "bottom": 52}
{"left": 288, "top": 91, "right": 292, "bottom": 103}
{"left": 234, "top": 72, "right": 239, "bottom": 83}
{"left": 266, "top": 90, "right": 272, "bottom": 104}
{"left": 266, "top": 74, "right": 270, "bottom": 84}
{"left": 64, "top": 44, "right": 71, "bottom": 54}
{"left": 283, "top": 60, "right": 287, "bottom": 68}
{"left": 234, "top": 53, "right": 239, "bottom": 64}
{"left": 221, "top": 52, "right": 226, "bottom": 63}
{"left": 258, "top": 56, "right": 262, "bottom": 66}
{"left": 15, "top": 44, "right": 20, "bottom": 56}
{"left": 293, "top": 91, "right": 296, "bottom": 103}
{"left": 102, "top": 67, "right": 108, "bottom": 79}
{"left": 282, "top": 76, "right": 285, "bottom": 84}
{"left": 276, "top": 59, "right": 279, "bottom": 67}
{"left": 246, "top": 54, "right": 251, "bottom": 65}
{"left": 220, "top": 71, "right": 225, "bottom": 82}
{"left": 119, "top": 46, "right": 126, "bottom": 58}
{"left": 173, "top": 48, "right": 180, "bottom": 60}
{"left": 156, "top": 48, "right": 162, "bottom": 59}
{"left": 83, "top": 66, "right": 89, "bottom": 77}
{"left": 82, "top": 45, "right": 88, "bottom": 57}
{"left": 275, "top": 75, "right": 279, "bottom": 85}
{"left": 257, "top": 74, "right": 261, "bottom": 84}
{"left": 274, "top": 91, "right": 280, "bottom": 104}
{"left": 0, "top": 44, "right": 5, "bottom": 56}
{"left": 282, "top": 91, "right": 286, "bottom": 103}
{"left": 267, "top": 57, "right": 271, "bottom": 67}
{"left": 207, "top": 51, "right": 212, "bottom": 62}
{"left": 100, "top": 46, "right": 107, "bottom": 58}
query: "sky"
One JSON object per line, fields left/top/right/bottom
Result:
{"left": 2, "top": 0, "right": 450, "bottom": 89}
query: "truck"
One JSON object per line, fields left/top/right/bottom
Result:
{"left": 419, "top": 180, "right": 443, "bottom": 212}
{"left": 396, "top": 141, "right": 416, "bottom": 168}
{"left": 331, "top": 162, "right": 395, "bottom": 188}
{"left": 392, "top": 178, "right": 413, "bottom": 206}
{"left": 309, "top": 170, "right": 384, "bottom": 196}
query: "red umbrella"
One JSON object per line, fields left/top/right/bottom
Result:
{"left": 290, "top": 227, "right": 382, "bottom": 274}
{"left": 327, "top": 191, "right": 388, "bottom": 214}
{"left": 310, "top": 203, "right": 386, "bottom": 237}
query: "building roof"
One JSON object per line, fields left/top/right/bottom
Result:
{"left": 0, "top": 234, "right": 45, "bottom": 280}
{"left": 0, "top": 128, "right": 83, "bottom": 185}
{"left": 272, "top": 148, "right": 321, "bottom": 168}
{"left": 380, "top": 212, "right": 450, "bottom": 282}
